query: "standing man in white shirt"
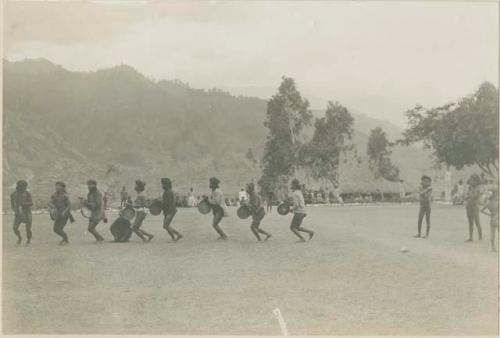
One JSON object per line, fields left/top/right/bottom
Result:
{"left": 207, "top": 177, "right": 229, "bottom": 240}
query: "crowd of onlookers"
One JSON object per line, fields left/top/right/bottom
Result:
{"left": 170, "top": 188, "right": 386, "bottom": 208}
{"left": 20, "top": 173, "right": 497, "bottom": 213}
{"left": 450, "top": 174, "right": 496, "bottom": 206}
{"left": 171, "top": 188, "right": 423, "bottom": 208}
{"left": 172, "top": 174, "right": 497, "bottom": 208}
{"left": 130, "top": 175, "right": 498, "bottom": 209}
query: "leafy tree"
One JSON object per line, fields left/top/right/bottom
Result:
{"left": 299, "top": 101, "right": 355, "bottom": 187}
{"left": 367, "top": 127, "right": 399, "bottom": 181}
{"left": 399, "top": 82, "right": 499, "bottom": 177}
{"left": 258, "top": 76, "right": 312, "bottom": 194}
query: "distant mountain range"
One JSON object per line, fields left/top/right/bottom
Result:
{"left": 220, "top": 85, "right": 411, "bottom": 127}
{"left": 3, "top": 58, "right": 463, "bottom": 208}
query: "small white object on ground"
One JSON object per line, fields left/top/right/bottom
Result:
{"left": 273, "top": 308, "right": 289, "bottom": 336}
{"left": 400, "top": 247, "right": 409, "bottom": 253}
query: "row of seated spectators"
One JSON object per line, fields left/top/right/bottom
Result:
{"left": 302, "top": 191, "right": 417, "bottom": 205}
{"left": 29, "top": 187, "right": 484, "bottom": 213}
{"left": 172, "top": 191, "right": 418, "bottom": 208}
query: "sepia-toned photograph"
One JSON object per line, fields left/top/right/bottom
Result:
{"left": 1, "top": 0, "right": 499, "bottom": 335}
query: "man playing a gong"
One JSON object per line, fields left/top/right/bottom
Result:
{"left": 10, "top": 180, "right": 34, "bottom": 245}
{"left": 131, "top": 179, "right": 154, "bottom": 242}
{"left": 290, "top": 179, "right": 314, "bottom": 242}
{"left": 244, "top": 182, "right": 271, "bottom": 241}
{"left": 161, "top": 178, "right": 182, "bottom": 242}
{"left": 84, "top": 179, "right": 105, "bottom": 243}
{"left": 49, "top": 181, "right": 72, "bottom": 245}
{"left": 207, "top": 177, "right": 229, "bottom": 240}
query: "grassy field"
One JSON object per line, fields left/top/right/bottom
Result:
{"left": 2, "top": 204, "right": 498, "bottom": 335}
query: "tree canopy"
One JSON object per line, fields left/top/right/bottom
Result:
{"left": 399, "top": 82, "right": 498, "bottom": 177}
{"left": 258, "top": 76, "right": 312, "bottom": 193}
{"left": 367, "top": 127, "right": 399, "bottom": 181}
{"left": 299, "top": 101, "right": 355, "bottom": 187}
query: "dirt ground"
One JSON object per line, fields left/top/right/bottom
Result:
{"left": 2, "top": 204, "right": 499, "bottom": 335}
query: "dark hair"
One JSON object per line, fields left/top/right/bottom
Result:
{"left": 209, "top": 177, "right": 220, "bottom": 187}
{"left": 291, "top": 178, "right": 301, "bottom": 190}
{"left": 421, "top": 175, "right": 431, "bottom": 182}
{"left": 135, "top": 180, "right": 146, "bottom": 192}
{"left": 87, "top": 179, "right": 97, "bottom": 185}
{"left": 16, "top": 180, "right": 28, "bottom": 191}
{"left": 161, "top": 178, "right": 172, "bottom": 189}
{"left": 55, "top": 181, "right": 66, "bottom": 193}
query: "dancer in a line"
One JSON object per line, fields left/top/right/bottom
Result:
{"left": 84, "top": 179, "right": 105, "bottom": 243}
{"left": 131, "top": 179, "right": 154, "bottom": 242}
{"left": 207, "top": 177, "right": 228, "bottom": 240}
{"left": 244, "top": 183, "right": 271, "bottom": 241}
{"left": 161, "top": 178, "right": 182, "bottom": 242}
{"left": 49, "top": 181, "right": 72, "bottom": 245}
{"left": 10, "top": 180, "right": 33, "bottom": 245}
{"left": 289, "top": 179, "right": 314, "bottom": 242}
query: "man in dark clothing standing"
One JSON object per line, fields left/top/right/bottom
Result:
{"left": 10, "top": 180, "right": 33, "bottom": 245}
{"left": 415, "top": 175, "right": 433, "bottom": 239}
{"left": 465, "top": 174, "right": 483, "bottom": 242}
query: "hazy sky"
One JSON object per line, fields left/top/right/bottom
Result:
{"left": 4, "top": 1, "right": 498, "bottom": 126}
